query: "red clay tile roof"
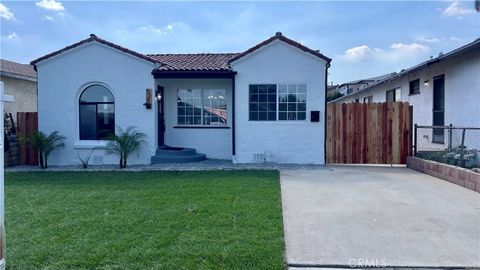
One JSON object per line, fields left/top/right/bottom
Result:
{"left": 229, "top": 32, "right": 332, "bottom": 64}
{"left": 30, "top": 34, "right": 158, "bottom": 65}
{"left": 148, "top": 53, "right": 239, "bottom": 71}
{"left": 0, "top": 59, "right": 37, "bottom": 79}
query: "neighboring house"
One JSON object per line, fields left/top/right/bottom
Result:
{"left": 0, "top": 59, "right": 37, "bottom": 123}
{"left": 333, "top": 38, "right": 480, "bottom": 131}
{"left": 31, "top": 32, "right": 331, "bottom": 165}
{"left": 335, "top": 73, "right": 395, "bottom": 96}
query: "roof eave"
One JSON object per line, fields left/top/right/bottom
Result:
{"left": 30, "top": 34, "right": 158, "bottom": 67}
{"left": 0, "top": 71, "right": 37, "bottom": 82}
{"left": 152, "top": 69, "right": 237, "bottom": 79}
{"left": 228, "top": 33, "right": 332, "bottom": 64}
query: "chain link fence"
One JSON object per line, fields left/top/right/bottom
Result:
{"left": 414, "top": 125, "right": 480, "bottom": 169}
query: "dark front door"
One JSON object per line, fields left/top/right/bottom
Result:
{"left": 433, "top": 75, "right": 445, "bottom": 143}
{"left": 157, "top": 85, "right": 165, "bottom": 147}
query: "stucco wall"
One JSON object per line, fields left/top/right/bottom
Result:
{"left": 231, "top": 40, "right": 327, "bottom": 164}
{"left": 0, "top": 76, "right": 37, "bottom": 122}
{"left": 335, "top": 48, "right": 480, "bottom": 128}
{"left": 158, "top": 78, "right": 232, "bottom": 159}
{"left": 36, "top": 42, "right": 156, "bottom": 166}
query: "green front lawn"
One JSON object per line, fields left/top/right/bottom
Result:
{"left": 5, "top": 170, "right": 284, "bottom": 269}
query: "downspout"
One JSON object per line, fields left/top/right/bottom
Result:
{"left": 324, "top": 62, "right": 331, "bottom": 164}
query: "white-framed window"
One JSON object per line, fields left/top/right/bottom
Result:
{"left": 249, "top": 83, "right": 307, "bottom": 121}
{"left": 177, "top": 89, "right": 227, "bottom": 126}
{"left": 248, "top": 84, "right": 277, "bottom": 121}
{"left": 386, "top": 88, "right": 401, "bottom": 102}
{"left": 363, "top": 95, "right": 373, "bottom": 103}
{"left": 278, "top": 84, "right": 307, "bottom": 121}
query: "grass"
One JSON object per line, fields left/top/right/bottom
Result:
{"left": 5, "top": 170, "right": 284, "bottom": 270}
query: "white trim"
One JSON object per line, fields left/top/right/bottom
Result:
{"left": 73, "top": 140, "right": 107, "bottom": 149}
{"left": 247, "top": 82, "right": 308, "bottom": 122}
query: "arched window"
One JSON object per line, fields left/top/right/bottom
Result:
{"left": 79, "top": 84, "right": 115, "bottom": 140}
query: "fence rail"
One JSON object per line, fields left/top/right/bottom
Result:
{"left": 414, "top": 124, "right": 480, "bottom": 169}
{"left": 327, "top": 102, "right": 412, "bottom": 164}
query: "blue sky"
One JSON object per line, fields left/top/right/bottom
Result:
{"left": 1, "top": 1, "right": 479, "bottom": 83}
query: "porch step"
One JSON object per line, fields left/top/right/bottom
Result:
{"left": 151, "top": 145, "right": 206, "bottom": 163}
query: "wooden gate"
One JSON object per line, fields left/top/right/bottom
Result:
{"left": 326, "top": 102, "right": 412, "bottom": 164}
{"left": 17, "top": 112, "right": 38, "bottom": 165}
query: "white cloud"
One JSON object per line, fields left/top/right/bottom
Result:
{"left": 139, "top": 24, "right": 174, "bottom": 35}
{"left": 42, "top": 15, "right": 55, "bottom": 21}
{"left": 415, "top": 36, "right": 441, "bottom": 43}
{"left": 390, "top": 42, "right": 429, "bottom": 52}
{"left": 342, "top": 42, "right": 429, "bottom": 63}
{"left": 344, "top": 45, "right": 375, "bottom": 62}
{"left": 449, "top": 36, "right": 461, "bottom": 41}
{"left": 442, "top": 1, "right": 475, "bottom": 17}
{"left": 36, "top": 0, "right": 65, "bottom": 12}
{"left": 6, "top": 32, "right": 18, "bottom": 40}
{"left": 0, "top": 3, "right": 16, "bottom": 21}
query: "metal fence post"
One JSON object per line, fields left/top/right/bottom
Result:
{"left": 459, "top": 128, "right": 466, "bottom": 167}
{"left": 448, "top": 123, "right": 452, "bottom": 149}
{"left": 414, "top": 124, "right": 418, "bottom": 156}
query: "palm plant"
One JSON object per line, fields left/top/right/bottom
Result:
{"left": 20, "top": 131, "right": 65, "bottom": 169}
{"left": 104, "top": 126, "right": 146, "bottom": 169}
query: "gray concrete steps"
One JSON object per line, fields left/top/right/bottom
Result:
{"left": 151, "top": 146, "right": 206, "bottom": 163}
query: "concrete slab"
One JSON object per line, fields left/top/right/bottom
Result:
{"left": 281, "top": 166, "right": 480, "bottom": 268}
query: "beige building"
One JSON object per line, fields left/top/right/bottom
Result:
{"left": 0, "top": 59, "right": 37, "bottom": 123}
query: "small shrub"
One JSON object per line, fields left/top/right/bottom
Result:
{"left": 104, "top": 126, "right": 146, "bottom": 169}
{"left": 19, "top": 131, "right": 65, "bottom": 169}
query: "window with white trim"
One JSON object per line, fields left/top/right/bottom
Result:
{"left": 249, "top": 84, "right": 277, "bottom": 121}
{"left": 278, "top": 84, "right": 307, "bottom": 120}
{"left": 177, "top": 89, "right": 227, "bottom": 126}
{"left": 249, "top": 84, "right": 307, "bottom": 121}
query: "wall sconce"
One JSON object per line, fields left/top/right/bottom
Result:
{"left": 424, "top": 80, "right": 430, "bottom": 87}
{"left": 144, "top": 89, "right": 152, "bottom": 109}
{"left": 155, "top": 90, "right": 162, "bottom": 101}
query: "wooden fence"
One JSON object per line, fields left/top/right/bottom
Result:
{"left": 17, "top": 112, "right": 38, "bottom": 165}
{"left": 326, "top": 102, "right": 413, "bottom": 164}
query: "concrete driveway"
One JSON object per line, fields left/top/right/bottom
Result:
{"left": 281, "top": 166, "right": 480, "bottom": 268}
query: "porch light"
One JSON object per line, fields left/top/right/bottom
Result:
{"left": 424, "top": 80, "right": 430, "bottom": 87}
{"left": 155, "top": 90, "right": 162, "bottom": 101}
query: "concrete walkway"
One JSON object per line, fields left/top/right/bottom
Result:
{"left": 281, "top": 166, "right": 480, "bottom": 268}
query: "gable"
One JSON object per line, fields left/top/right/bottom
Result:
{"left": 31, "top": 34, "right": 157, "bottom": 67}
{"left": 230, "top": 39, "right": 328, "bottom": 72}
{"left": 229, "top": 32, "right": 331, "bottom": 65}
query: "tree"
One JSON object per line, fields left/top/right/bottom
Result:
{"left": 20, "top": 131, "right": 65, "bottom": 169}
{"left": 327, "top": 90, "right": 344, "bottom": 102}
{"left": 104, "top": 126, "right": 146, "bottom": 169}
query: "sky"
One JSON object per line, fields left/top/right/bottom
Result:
{"left": 0, "top": 0, "right": 479, "bottom": 83}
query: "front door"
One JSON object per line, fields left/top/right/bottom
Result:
{"left": 157, "top": 85, "right": 165, "bottom": 147}
{"left": 433, "top": 75, "right": 445, "bottom": 143}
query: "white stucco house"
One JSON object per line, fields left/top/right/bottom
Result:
{"left": 31, "top": 32, "right": 331, "bottom": 165}
{"left": 333, "top": 38, "right": 480, "bottom": 130}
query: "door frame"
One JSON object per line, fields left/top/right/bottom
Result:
{"left": 432, "top": 74, "right": 445, "bottom": 144}
{"left": 157, "top": 85, "right": 165, "bottom": 147}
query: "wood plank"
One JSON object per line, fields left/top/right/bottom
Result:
{"left": 341, "top": 103, "right": 347, "bottom": 163}
{"left": 391, "top": 102, "right": 400, "bottom": 164}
